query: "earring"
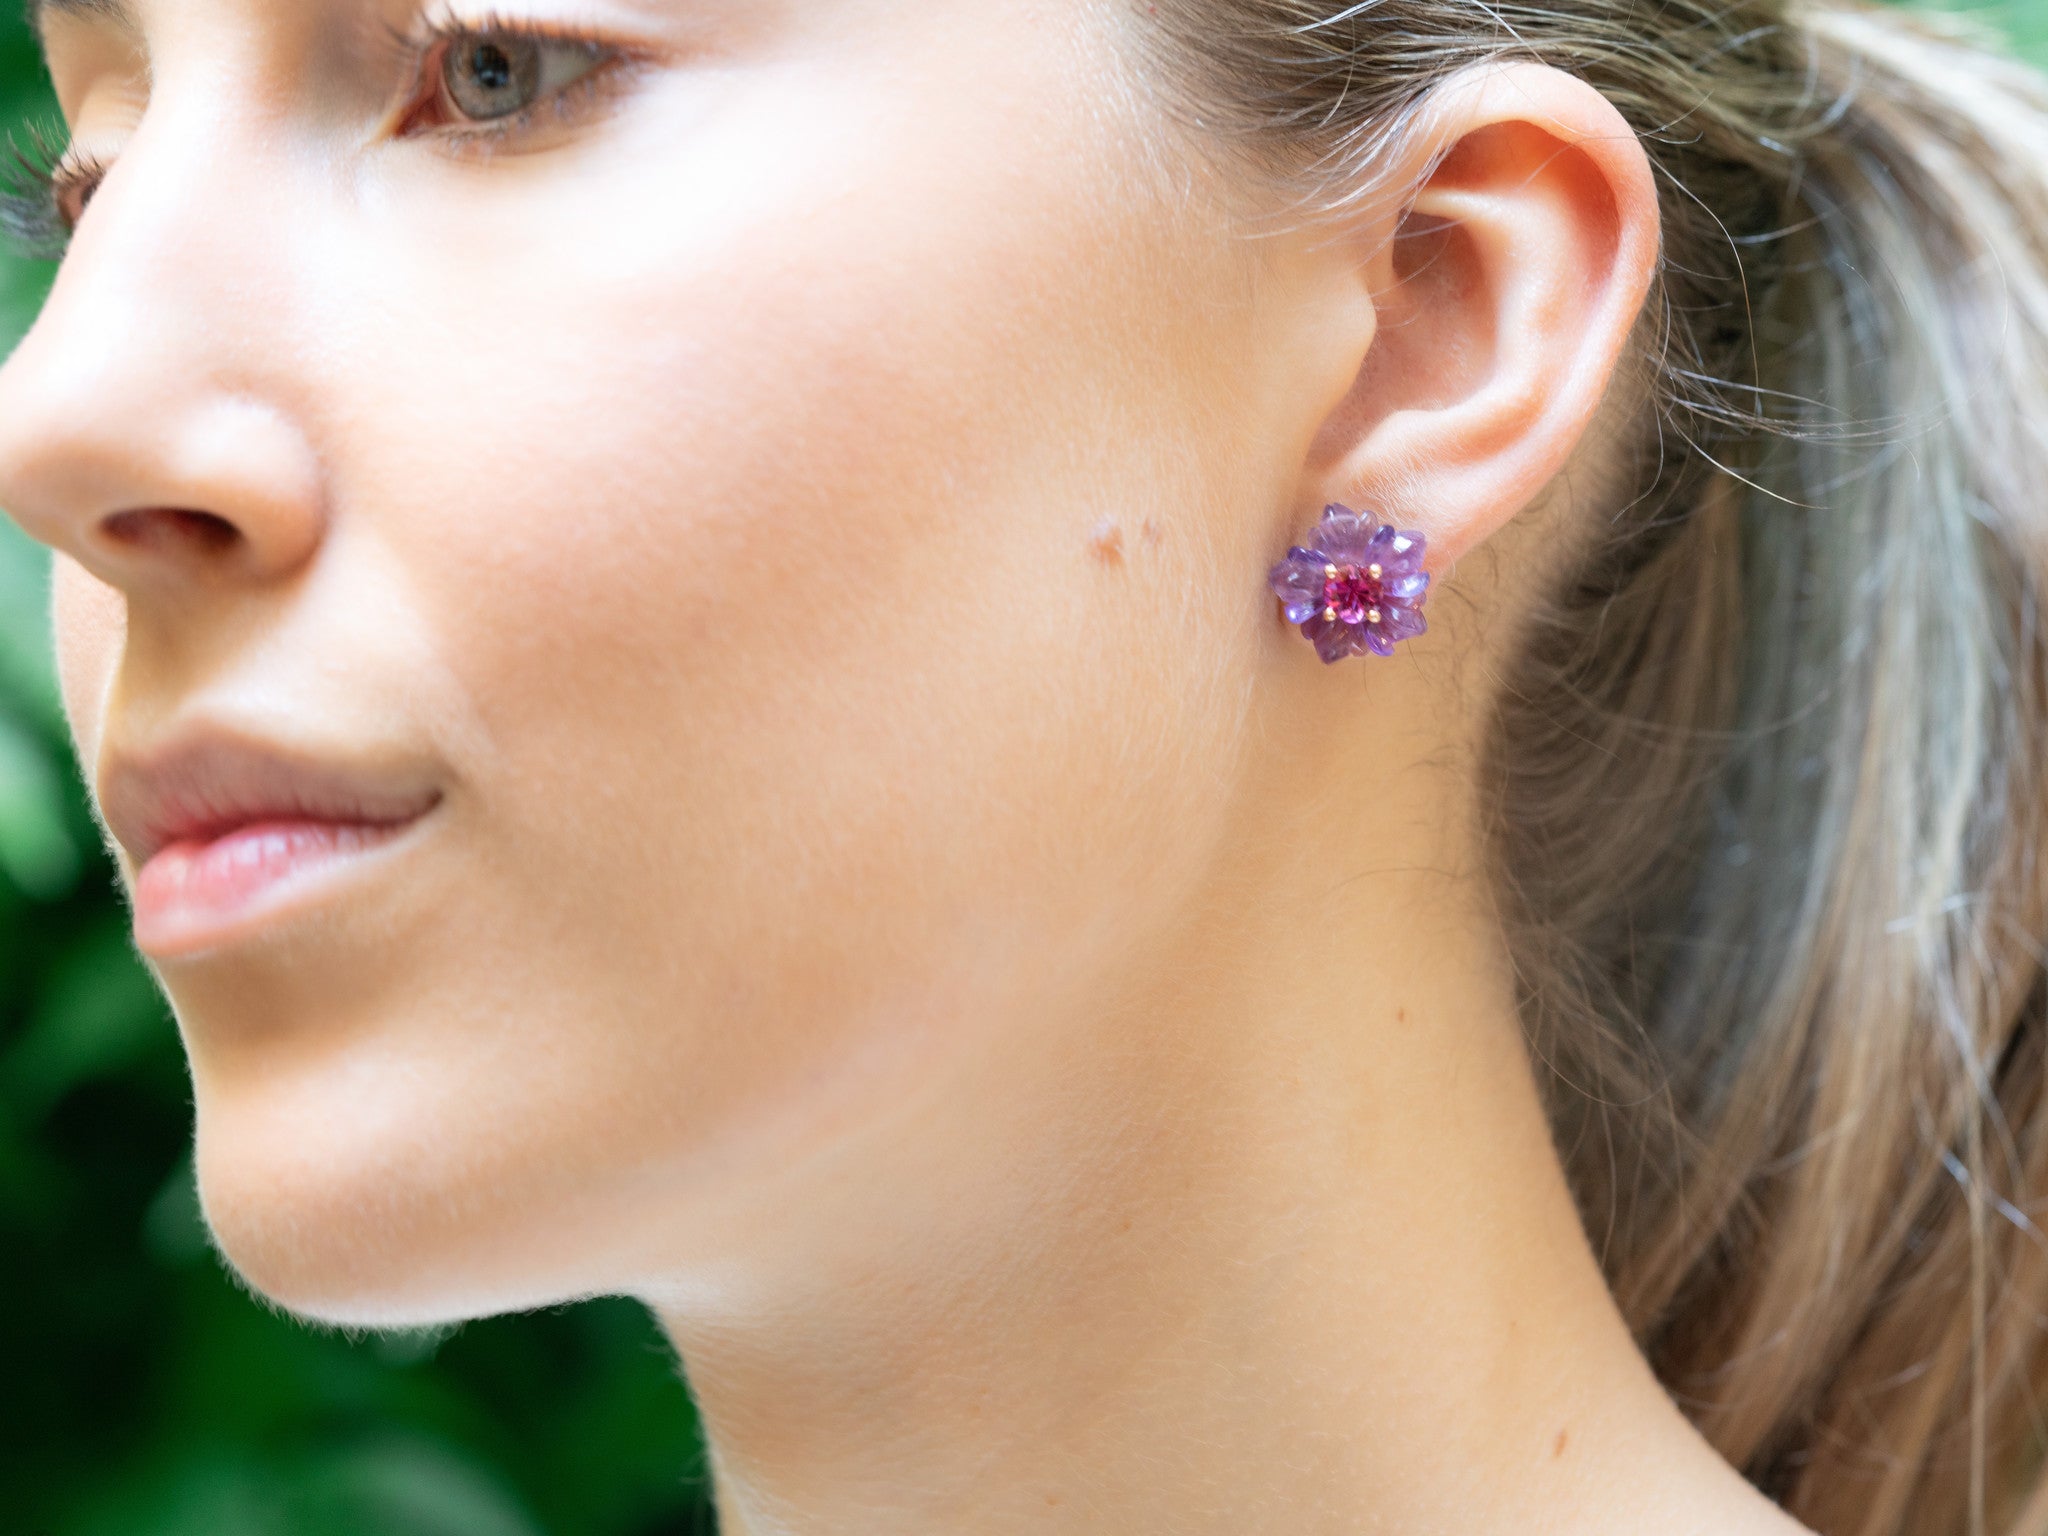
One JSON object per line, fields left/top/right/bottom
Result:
{"left": 1266, "top": 503, "right": 1431, "bottom": 663}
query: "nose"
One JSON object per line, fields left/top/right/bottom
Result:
{"left": 0, "top": 113, "right": 326, "bottom": 595}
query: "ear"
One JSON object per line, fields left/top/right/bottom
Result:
{"left": 1296, "top": 61, "right": 1661, "bottom": 571}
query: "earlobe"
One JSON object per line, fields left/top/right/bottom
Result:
{"left": 1307, "top": 61, "right": 1662, "bottom": 572}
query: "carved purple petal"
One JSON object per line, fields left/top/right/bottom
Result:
{"left": 1268, "top": 547, "right": 1333, "bottom": 624}
{"left": 1304, "top": 613, "right": 1362, "bottom": 663}
{"left": 1383, "top": 570, "right": 1429, "bottom": 601}
{"left": 1310, "top": 505, "right": 1378, "bottom": 563}
{"left": 1380, "top": 604, "right": 1427, "bottom": 641}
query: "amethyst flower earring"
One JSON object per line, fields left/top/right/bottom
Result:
{"left": 1266, "top": 503, "right": 1431, "bottom": 663}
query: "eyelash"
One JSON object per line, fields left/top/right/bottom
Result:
{"left": 0, "top": 9, "right": 636, "bottom": 260}
{"left": 0, "top": 120, "right": 107, "bottom": 261}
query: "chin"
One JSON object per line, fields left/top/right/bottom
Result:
{"left": 188, "top": 1096, "right": 613, "bottom": 1332}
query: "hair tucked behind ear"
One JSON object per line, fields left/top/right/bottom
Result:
{"left": 1121, "top": 2, "right": 2048, "bottom": 1533}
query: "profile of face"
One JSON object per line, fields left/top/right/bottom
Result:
{"left": 0, "top": 0, "right": 1657, "bottom": 1328}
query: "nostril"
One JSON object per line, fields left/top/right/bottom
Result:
{"left": 99, "top": 507, "right": 242, "bottom": 557}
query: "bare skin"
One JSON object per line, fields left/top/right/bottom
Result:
{"left": 0, "top": 1, "right": 1818, "bottom": 1533}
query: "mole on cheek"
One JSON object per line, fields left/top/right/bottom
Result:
{"left": 1088, "top": 516, "right": 1168, "bottom": 563}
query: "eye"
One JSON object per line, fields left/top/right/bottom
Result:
{"left": 399, "top": 25, "right": 621, "bottom": 136}
{"left": 445, "top": 32, "right": 598, "bottom": 121}
{"left": 61, "top": 168, "right": 104, "bottom": 228}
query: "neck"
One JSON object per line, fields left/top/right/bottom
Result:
{"left": 639, "top": 707, "right": 1807, "bottom": 1536}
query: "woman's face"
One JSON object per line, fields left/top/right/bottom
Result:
{"left": 0, "top": 0, "right": 1342, "bottom": 1320}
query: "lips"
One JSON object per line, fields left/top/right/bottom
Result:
{"left": 99, "top": 730, "right": 443, "bottom": 955}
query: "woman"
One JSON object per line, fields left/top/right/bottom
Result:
{"left": 2, "top": 0, "right": 2045, "bottom": 1532}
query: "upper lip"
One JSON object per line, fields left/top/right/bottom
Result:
{"left": 101, "top": 729, "right": 444, "bottom": 869}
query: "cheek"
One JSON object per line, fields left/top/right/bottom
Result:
{"left": 183, "top": 38, "right": 1273, "bottom": 1316}
{"left": 382, "top": 155, "right": 1253, "bottom": 1096}
{"left": 371, "top": 74, "right": 1261, "bottom": 1033}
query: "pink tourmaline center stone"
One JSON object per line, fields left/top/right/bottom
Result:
{"left": 1320, "top": 563, "right": 1385, "bottom": 624}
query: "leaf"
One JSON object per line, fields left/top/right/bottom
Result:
{"left": 0, "top": 515, "right": 61, "bottom": 737}
{"left": 141, "top": 1149, "right": 211, "bottom": 1270}
{"left": 4, "top": 912, "right": 167, "bottom": 1122}
{"left": 283, "top": 1438, "right": 549, "bottom": 1536}
{"left": 0, "top": 704, "right": 80, "bottom": 899}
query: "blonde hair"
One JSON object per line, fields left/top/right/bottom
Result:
{"left": 1119, "top": 2, "right": 2048, "bottom": 1533}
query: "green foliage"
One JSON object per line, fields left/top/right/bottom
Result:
{"left": 1902, "top": 0, "right": 2048, "bottom": 57}
{"left": 1, "top": 3, "right": 2042, "bottom": 1533}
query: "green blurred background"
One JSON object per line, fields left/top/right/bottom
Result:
{"left": 2, "top": 3, "right": 2043, "bottom": 1534}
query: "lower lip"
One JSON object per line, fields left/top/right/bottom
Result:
{"left": 132, "top": 815, "right": 432, "bottom": 958}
